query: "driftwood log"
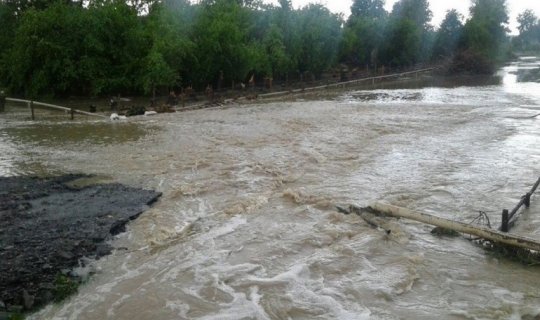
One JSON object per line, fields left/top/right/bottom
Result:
{"left": 345, "top": 203, "right": 540, "bottom": 252}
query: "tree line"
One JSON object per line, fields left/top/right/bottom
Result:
{"left": 0, "top": 0, "right": 535, "bottom": 98}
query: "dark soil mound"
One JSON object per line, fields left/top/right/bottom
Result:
{"left": 0, "top": 174, "right": 161, "bottom": 314}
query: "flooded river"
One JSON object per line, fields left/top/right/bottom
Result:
{"left": 2, "top": 58, "right": 540, "bottom": 319}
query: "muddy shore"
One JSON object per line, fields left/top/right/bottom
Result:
{"left": 0, "top": 174, "right": 161, "bottom": 317}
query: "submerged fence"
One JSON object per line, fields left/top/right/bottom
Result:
{"left": 5, "top": 98, "right": 106, "bottom": 120}
{"left": 500, "top": 176, "right": 540, "bottom": 232}
{"left": 258, "top": 68, "right": 435, "bottom": 99}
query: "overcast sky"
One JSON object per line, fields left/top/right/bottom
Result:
{"left": 286, "top": 0, "right": 540, "bottom": 35}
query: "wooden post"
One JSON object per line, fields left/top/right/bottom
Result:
{"left": 29, "top": 101, "right": 35, "bottom": 120}
{"left": 70, "top": 107, "right": 74, "bottom": 120}
{"left": 0, "top": 91, "right": 5, "bottom": 112}
{"left": 524, "top": 193, "right": 531, "bottom": 208}
{"left": 501, "top": 209, "right": 509, "bottom": 232}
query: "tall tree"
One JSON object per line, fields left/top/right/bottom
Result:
{"left": 192, "top": 0, "right": 256, "bottom": 87}
{"left": 390, "top": 0, "right": 431, "bottom": 30}
{"left": 514, "top": 9, "right": 540, "bottom": 52}
{"left": 296, "top": 4, "right": 342, "bottom": 77}
{"left": 340, "top": 0, "right": 387, "bottom": 67}
{"left": 517, "top": 9, "right": 538, "bottom": 34}
{"left": 380, "top": 0, "right": 433, "bottom": 66}
{"left": 432, "top": 9, "right": 463, "bottom": 59}
{"left": 141, "top": 0, "right": 196, "bottom": 95}
{"left": 457, "top": 0, "right": 509, "bottom": 72}
{"left": 350, "top": 0, "right": 385, "bottom": 19}
{"left": 3, "top": 3, "right": 88, "bottom": 96}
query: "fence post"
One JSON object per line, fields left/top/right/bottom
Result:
{"left": 501, "top": 209, "right": 509, "bottom": 232}
{"left": 70, "top": 107, "right": 74, "bottom": 120}
{"left": 29, "top": 101, "right": 35, "bottom": 120}
{"left": 0, "top": 91, "right": 5, "bottom": 112}
{"left": 524, "top": 192, "right": 531, "bottom": 208}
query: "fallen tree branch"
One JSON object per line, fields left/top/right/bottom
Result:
{"left": 359, "top": 203, "right": 540, "bottom": 252}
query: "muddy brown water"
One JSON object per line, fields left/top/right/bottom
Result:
{"left": 2, "top": 59, "right": 540, "bottom": 319}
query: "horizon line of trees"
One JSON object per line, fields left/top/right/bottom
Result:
{"left": 0, "top": 0, "right": 536, "bottom": 98}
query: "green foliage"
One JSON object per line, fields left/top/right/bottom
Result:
{"left": 381, "top": 18, "right": 422, "bottom": 66}
{"left": 379, "top": 0, "right": 433, "bottom": 67}
{"left": 341, "top": 0, "right": 387, "bottom": 67}
{"left": 514, "top": 9, "right": 540, "bottom": 53}
{"left": 53, "top": 274, "right": 79, "bottom": 302}
{"left": 2, "top": 0, "right": 148, "bottom": 96}
{"left": 455, "top": 0, "right": 509, "bottom": 72}
{"left": 517, "top": 9, "right": 538, "bottom": 34}
{"left": 191, "top": 0, "right": 254, "bottom": 86}
{"left": 4, "top": 3, "right": 86, "bottom": 97}
{"left": 432, "top": 9, "right": 463, "bottom": 59}
{"left": 486, "top": 243, "right": 540, "bottom": 266}
{"left": 0, "top": 0, "right": 519, "bottom": 97}
{"left": 7, "top": 313, "right": 25, "bottom": 320}
{"left": 141, "top": 1, "right": 196, "bottom": 93}
{"left": 261, "top": 25, "right": 290, "bottom": 77}
{"left": 295, "top": 4, "right": 342, "bottom": 76}
{"left": 390, "top": 0, "right": 432, "bottom": 30}
{"left": 350, "top": 0, "right": 386, "bottom": 19}
{"left": 84, "top": 0, "right": 148, "bottom": 95}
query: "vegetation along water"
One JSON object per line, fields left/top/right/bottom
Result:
{"left": 1, "top": 0, "right": 540, "bottom": 319}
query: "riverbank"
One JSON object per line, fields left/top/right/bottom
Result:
{"left": 1, "top": 66, "right": 438, "bottom": 118}
{"left": 0, "top": 175, "right": 161, "bottom": 318}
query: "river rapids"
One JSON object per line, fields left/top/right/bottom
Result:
{"left": 2, "top": 58, "right": 540, "bottom": 319}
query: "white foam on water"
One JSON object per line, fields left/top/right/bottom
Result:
{"left": 24, "top": 59, "right": 540, "bottom": 319}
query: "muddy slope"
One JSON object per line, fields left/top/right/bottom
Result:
{"left": 0, "top": 174, "right": 161, "bottom": 313}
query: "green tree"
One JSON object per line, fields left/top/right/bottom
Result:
{"left": 340, "top": 0, "right": 387, "bottom": 67}
{"left": 191, "top": 0, "right": 256, "bottom": 88}
{"left": 4, "top": 3, "right": 88, "bottom": 96}
{"left": 455, "top": 0, "right": 509, "bottom": 73}
{"left": 85, "top": 0, "right": 148, "bottom": 95}
{"left": 0, "top": 2, "right": 17, "bottom": 69}
{"left": 390, "top": 0, "right": 432, "bottom": 29}
{"left": 432, "top": 9, "right": 463, "bottom": 59}
{"left": 513, "top": 9, "right": 540, "bottom": 52}
{"left": 350, "top": 0, "right": 386, "bottom": 19}
{"left": 296, "top": 4, "right": 342, "bottom": 77}
{"left": 141, "top": 0, "right": 196, "bottom": 95}
{"left": 261, "top": 24, "right": 291, "bottom": 79}
{"left": 517, "top": 9, "right": 538, "bottom": 34}
{"left": 380, "top": 0, "right": 433, "bottom": 66}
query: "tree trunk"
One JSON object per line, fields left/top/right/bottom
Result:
{"left": 351, "top": 203, "right": 540, "bottom": 252}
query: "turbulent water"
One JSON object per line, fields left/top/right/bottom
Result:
{"left": 2, "top": 58, "right": 540, "bottom": 319}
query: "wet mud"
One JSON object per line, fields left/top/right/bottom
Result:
{"left": 0, "top": 174, "right": 161, "bottom": 315}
